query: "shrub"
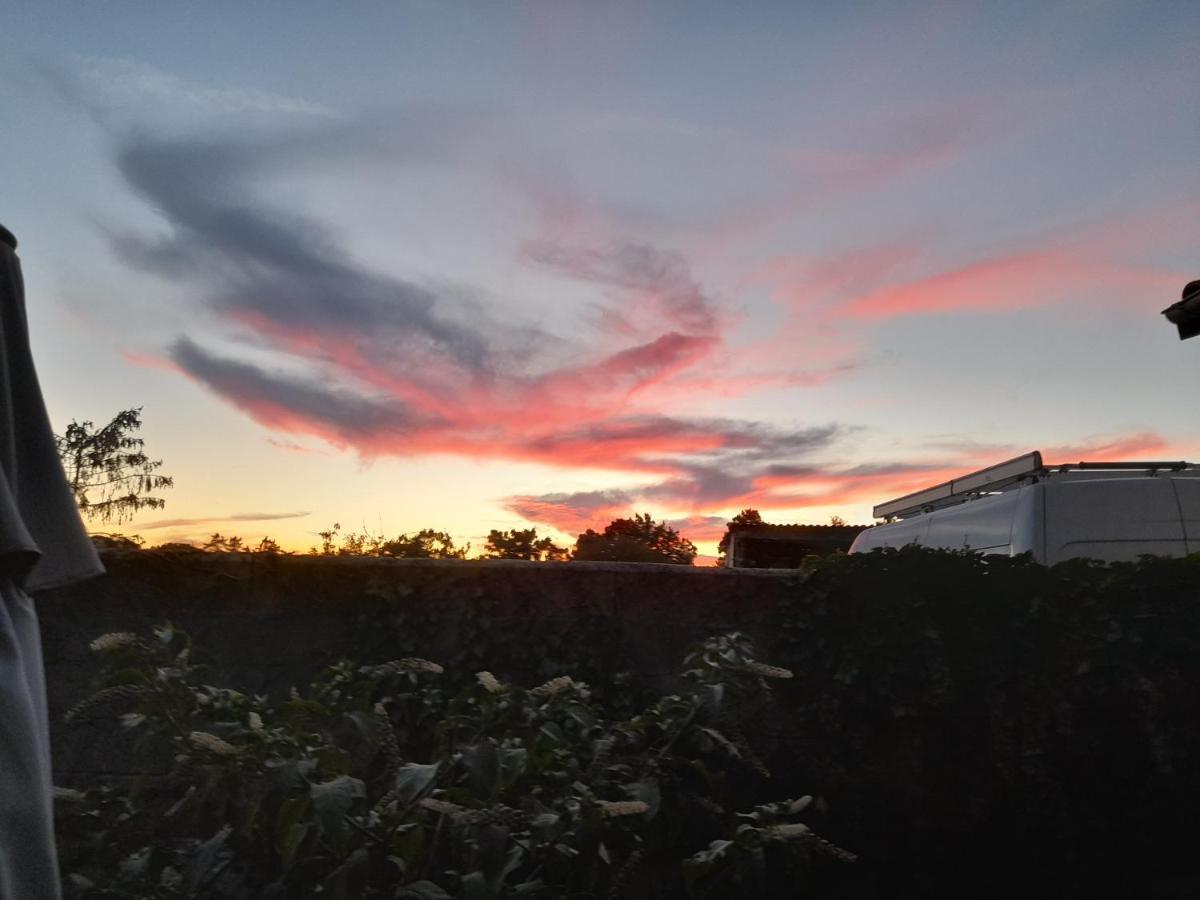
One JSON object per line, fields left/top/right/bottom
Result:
{"left": 57, "top": 628, "right": 852, "bottom": 899}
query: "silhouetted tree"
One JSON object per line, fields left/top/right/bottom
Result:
{"left": 56, "top": 408, "right": 173, "bottom": 524}
{"left": 89, "top": 533, "right": 144, "bottom": 551}
{"left": 718, "top": 508, "right": 764, "bottom": 565}
{"left": 573, "top": 513, "right": 697, "bottom": 565}
{"left": 484, "top": 528, "right": 569, "bottom": 561}
{"left": 203, "top": 533, "right": 244, "bottom": 552}
{"left": 380, "top": 529, "right": 468, "bottom": 559}
{"left": 314, "top": 523, "right": 344, "bottom": 555}
{"left": 310, "top": 523, "right": 468, "bottom": 558}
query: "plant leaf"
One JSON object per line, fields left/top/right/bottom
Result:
{"left": 398, "top": 880, "right": 453, "bottom": 899}
{"left": 392, "top": 762, "right": 440, "bottom": 806}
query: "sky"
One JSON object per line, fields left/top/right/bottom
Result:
{"left": 2, "top": 1, "right": 1198, "bottom": 560}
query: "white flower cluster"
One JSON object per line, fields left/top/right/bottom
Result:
{"left": 89, "top": 632, "right": 137, "bottom": 652}
{"left": 476, "top": 671, "right": 503, "bottom": 693}
{"left": 743, "top": 661, "right": 794, "bottom": 679}
{"left": 248, "top": 712, "right": 264, "bottom": 733}
{"left": 188, "top": 731, "right": 238, "bottom": 756}
{"left": 597, "top": 800, "right": 650, "bottom": 818}
{"left": 530, "top": 675, "right": 577, "bottom": 698}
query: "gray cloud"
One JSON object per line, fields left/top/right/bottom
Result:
{"left": 521, "top": 417, "right": 839, "bottom": 460}
{"left": 170, "top": 337, "right": 437, "bottom": 446}
{"left": 113, "top": 131, "right": 496, "bottom": 372}
{"left": 525, "top": 239, "right": 721, "bottom": 335}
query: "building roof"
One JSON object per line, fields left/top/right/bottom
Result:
{"left": 727, "top": 523, "right": 866, "bottom": 537}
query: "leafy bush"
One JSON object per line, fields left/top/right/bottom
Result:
{"left": 573, "top": 514, "right": 697, "bottom": 565}
{"left": 57, "top": 628, "right": 852, "bottom": 899}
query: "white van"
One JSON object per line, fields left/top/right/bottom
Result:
{"left": 849, "top": 451, "right": 1200, "bottom": 564}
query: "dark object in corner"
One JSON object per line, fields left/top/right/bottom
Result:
{"left": 1162, "top": 280, "right": 1200, "bottom": 340}
{"left": 0, "top": 224, "right": 16, "bottom": 251}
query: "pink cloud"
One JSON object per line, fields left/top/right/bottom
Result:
{"left": 504, "top": 490, "right": 635, "bottom": 537}
{"left": 725, "top": 196, "right": 1194, "bottom": 341}
{"left": 119, "top": 348, "right": 183, "bottom": 373}
{"left": 837, "top": 247, "right": 1177, "bottom": 321}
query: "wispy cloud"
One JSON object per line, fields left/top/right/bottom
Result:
{"left": 138, "top": 510, "right": 311, "bottom": 531}
{"left": 36, "top": 56, "right": 334, "bottom": 127}
{"left": 524, "top": 238, "right": 722, "bottom": 337}
{"left": 752, "top": 203, "right": 1196, "bottom": 325}
{"left": 99, "top": 119, "right": 853, "bottom": 530}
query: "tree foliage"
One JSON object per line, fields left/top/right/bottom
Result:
{"left": 56, "top": 408, "right": 173, "bottom": 524}
{"left": 573, "top": 513, "right": 697, "bottom": 565}
{"left": 484, "top": 528, "right": 569, "bottom": 561}
{"left": 717, "top": 509, "right": 764, "bottom": 565}
{"left": 203, "top": 533, "right": 244, "bottom": 553}
{"left": 380, "top": 529, "right": 468, "bottom": 559}
{"left": 311, "top": 523, "right": 469, "bottom": 559}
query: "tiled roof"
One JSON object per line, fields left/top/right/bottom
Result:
{"left": 727, "top": 523, "right": 866, "bottom": 535}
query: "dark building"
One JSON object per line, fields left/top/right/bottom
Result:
{"left": 724, "top": 523, "right": 865, "bottom": 568}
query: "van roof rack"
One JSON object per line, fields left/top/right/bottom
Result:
{"left": 873, "top": 451, "right": 1193, "bottom": 520}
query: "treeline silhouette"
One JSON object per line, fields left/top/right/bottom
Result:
{"left": 94, "top": 512, "right": 701, "bottom": 565}
{"left": 65, "top": 408, "right": 718, "bottom": 565}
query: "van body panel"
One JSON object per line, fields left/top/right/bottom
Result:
{"left": 850, "top": 472, "right": 1200, "bottom": 564}
{"left": 848, "top": 515, "right": 929, "bottom": 553}
{"left": 1173, "top": 479, "right": 1200, "bottom": 554}
{"left": 1009, "top": 484, "right": 1044, "bottom": 559}
{"left": 923, "top": 490, "right": 1017, "bottom": 552}
{"left": 1041, "top": 479, "right": 1186, "bottom": 565}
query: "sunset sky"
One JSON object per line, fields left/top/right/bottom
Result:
{"left": 3, "top": 2, "right": 1198, "bottom": 559}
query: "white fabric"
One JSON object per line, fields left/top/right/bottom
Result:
{"left": 0, "top": 229, "right": 103, "bottom": 898}
{"left": 0, "top": 236, "right": 103, "bottom": 592}
{"left": 0, "top": 576, "right": 60, "bottom": 899}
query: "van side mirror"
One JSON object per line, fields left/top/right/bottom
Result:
{"left": 1163, "top": 280, "right": 1200, "bottom": 340}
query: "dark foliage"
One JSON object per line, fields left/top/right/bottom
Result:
{"left": 483, "top": 529, "right": 569, "bottom": 561}
{"left": 57, "top": 629, "right": 850, "bottom": 898}
{"left": 573, "top": 514, "right": 697, "bottom": 565}
{"left": 759, "top": 547, "right": 1200, "bottom": 898}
